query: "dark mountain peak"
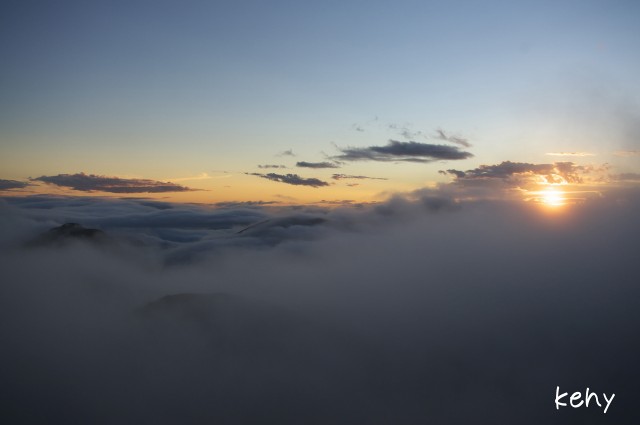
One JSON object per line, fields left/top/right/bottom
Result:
{"left": 27, "top": 222, "right": 107, "bottom": 247}
{"left": 49, "top": 222, "right": 104, "bottom": 238}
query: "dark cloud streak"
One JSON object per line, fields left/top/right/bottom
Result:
{"left": 246, "top": 172, "right": 329, "bottom": 187}
{"left": 333, "top": 140, "right": 472, "bottom": 163}
{"left": 296, "top": 161, "right": 340, "bottom": 169}
{"left": 0, "top": 179, "right": 30, "bottom": 190}
{"left": 33, "top": 173, "right": 197, "bottom": 193}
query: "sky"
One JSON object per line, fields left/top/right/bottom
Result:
{"left": 1, "top": 0, "right": 639, "bottom": 204}
{"left": 2, "top": 2, "right": 640, "bottom": 422}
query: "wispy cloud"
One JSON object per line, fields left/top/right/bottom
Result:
{"left": 277, "top": 149, "right": 296, "bottom": 157}
{"left": 614, "top": 150, "right": 640, "bottom": 157}
{"left": 333, "top": 140, "right": 473, "bottom": 163}
{"left": 435, "top": 129, "right": 471, "bottom": 148}
{"left": 33, "top": 173, "right": 197, "bottom": 193}
{"left": 388, "top": 123, "right": 424, "bottom": 140}
{"left": 169, "top": 172, "right": 215, "bottom": 182}
{"left": 214, "top": 200, "right": 281, "bottom": 208}
{"left": 546, "top": 152, "right": 595, "bottom": 157}
{"left": 246, "top": 172, "right": 329, "bottom": 187}
{"left": 612, "top": 173, "right": 640, "bottom": 181}
{"left": 296, "top": 161, "right": 340, "bottom": 169}
{"left": 258, "top": 164, "right": 287, "bottom": 169}
{"left": 331, "top": 174, "right": 388, "bottom": 181}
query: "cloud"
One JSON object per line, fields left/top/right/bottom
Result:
{"left": 388, "top": 123, "right": 424, "bottom": 140}
{"left": 613, "top": 173, "right": 640, "bottom": 181}
{"left": 2, "top": 189, "right": 640, "bottom": 423}
{"left": 331, "top": 174, "right": 388, "bottom": 181}
{"left": 546, "top": 152, "right": 595, "bottom": 157}
{"left": 0, "top": 179, "right": 30, "bottom": 190}
{"left": 246, "top": 172, "right": 329, "bottom": 187}
{"left": 333, "top": 140, "right": 473, "bottom": 163}
{"left": 214, "top": 200, "right": 281, "bottom": 208}
{"left": 168, "top": 173, "right": 214, "bottom": 182}
{"left": 258, "top": 164, "right": 287, "bottom": 169}
{"left": 435, "top": 129, "right": 471, "bottom": 147}
{"left": 277, "top": 149, "right": 296, "bottom": 157}
{"left": 441, "top": 161, "right": 601, "bottom": 185}
{"left": 33, "top": 173, "right": 197, "bottom": 193}
{"left": 614, "top": 150, "right": 640, "bottom": 157}
{"left": 296, "top": 161, "right": 340, "bottom": 169}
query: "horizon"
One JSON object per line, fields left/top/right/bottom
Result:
{"left": 1, "top": 1, "right": 639, "bottom": 424}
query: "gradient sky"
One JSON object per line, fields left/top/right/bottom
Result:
{"left": 1, "top": 0, "right": 639, "bottom": 203}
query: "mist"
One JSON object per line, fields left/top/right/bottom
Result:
{"left": 1, "top": 190, "right": 639, "bottom": 424}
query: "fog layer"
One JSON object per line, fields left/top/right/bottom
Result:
{"left": 1, "top": 191, "right": 639, "bottom": 424}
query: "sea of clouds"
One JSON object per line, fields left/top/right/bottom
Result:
{"left": 1, "top": 189, "right": 639, "bottom": 424}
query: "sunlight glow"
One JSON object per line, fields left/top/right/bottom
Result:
{"left": 541, "top": 188, "right": 565, "bottom": 207}
{"left": 524, "top": 187, "right": 570, "bottom": 210}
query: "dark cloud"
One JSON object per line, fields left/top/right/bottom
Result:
{"left": 33, "top": 173, "right": 196, "bottom": 193}
{"left": 0, "top": 179, "right": 30, "bottom": 190}
{"left": 333, "top": 140, "right": 473, "bottom": 163}
{"left": 246, "top": 172, "right": 329, "bottom": 187}
{"left": 332, "top": 174, "right": 388, "bottom": 181}
{"left": 435, "top": 129, "right": 471, "bottom": 147}
{"left": 442, "top": 161, "right": 595, "bottom": 185}
{"left": 258, "top": 164, "right": 287, "bottom": 169}
{"left": 277, "top": 149, "right": 296, "bottom": 157}
{"left": 296, "top": 161, "right": 340, "bottom": 169}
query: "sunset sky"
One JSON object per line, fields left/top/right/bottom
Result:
{"left": 1, "top": 0, "right": 639, "bottom": 205}
{"left": 3, "top": 2, "right": 640, "bottom": 423}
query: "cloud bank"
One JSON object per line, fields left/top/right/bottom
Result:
{"left": 1, "top": 190, "right": 640, "bottom": 424}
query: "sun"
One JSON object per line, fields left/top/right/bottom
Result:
{"left": 540, "top": 188, "right": 566, "bottom": 207}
